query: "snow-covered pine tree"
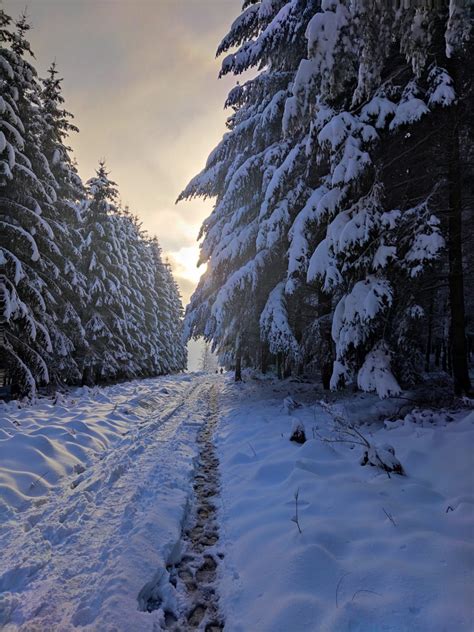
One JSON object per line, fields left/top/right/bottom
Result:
{"left": 183, "top": 1, "right": 472, "bottom": 396}
{"left": 0, "top": 10, "right": 60, "bottom": 396}
{"left": 80, "top": 162, "right": 130, "bottom": 383}
{"left": 149, "top": 238, "right": 187, "bottom": 374}
{"left": 199, "top": 341, "right": 217, "bottom": 373}
{"left": 112, "top": 209, "right": 179, "bottom": 378}
{"left": 136, "top": 236, "right": 163, "bottom": 375}
{"left": 162, "top": 261, "right": 187, "bottom": 372}
{"left": 108, "top": 208, "right": 149, "bottom": 379}
{"left": 286, "top": 2, "right": 473, "bottom": 396}
{"left": 80, "top": 172, "right": 186, "bottom": 382}
{"left": 148, "top": 238, "right": 171, "bottom": 374}
{"left": 39, "top": 62, "right": 88, "bottom": 384}
{"left": 180, "top": 0, "right": 317, "bottom": 378}
{"left": 1, "top": 9, "right": 187, "bottom": 393}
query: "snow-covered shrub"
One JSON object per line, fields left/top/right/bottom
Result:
{"left": 318, "top": 400, "right": 404, "bottom": 474}
{"left": 357, "top": 342, "right": 401, "bottom": 399}
{"left": 360, "top": 443, "right": 405, "bottom": 476}
{"left": 283, "top": 396, "right": 301, "bottom": 414}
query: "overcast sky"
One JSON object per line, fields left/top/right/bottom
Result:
{"left": 4, "top": 0, "right": 240, "bottom": 305}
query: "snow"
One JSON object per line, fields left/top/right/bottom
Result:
{"left": 216, "top": 376, "right": 474, "bottom": 632}
{"left": 307, "top": 238, "right": 342, "bottom": 290}
{"left": 260, "top": 282, "right": 299, "bottom": 358}
{"left": 427, "top": 67, "right": 456, "bottom": 108}
{"left": 405, "top": 229, "right": 445, "bottom": 270}
{"left": 360, "top": 97, "right": 397, "bottom": 129}
{"left": 331, "top": 276, "right": 393, "bottom": 357}
{"left": 446, "top": 0, "right": 472, "bottom": 58}
{"left": 357, "top": 341, "right": 401, "bottom": 399}
{"left": 0, "top": 374, "right": 212, "bottom": 630}
{"left": 389, "top": 82, "right": 430, "bottom": 130}
{"left": 0, "top": 221, "right": 40, "bottom": 262}
{"left": 0, "top": 374, "right": 472, "bottom": 630}
{"left": 372, "top": 243, "right": 397, "bottom": 270}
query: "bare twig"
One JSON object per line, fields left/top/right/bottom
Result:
{"left": 318, "top": 401, "right": 371, "bottom": 446}
{"left": 382, "top": 507, "right": 397, "bottom": 527}
{"left": 335, "top": 572, "right": 351, "bottom": 608}
{"left": 292, "top": 489, "right": 302, "bottom": 534}
{"left": 247, "top": 442, "right": 257, "bottom": 457}
{"left": 29, "top": 470, "right": 50, "bottom": 490}
{"left": 352, "top": 589, "right": 382, "bottom": 601}
{"left": 346, "top": 424, "right": 371, "bottom": 448}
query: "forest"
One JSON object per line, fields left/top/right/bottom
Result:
{"left": 0, "top": 9, "right": 187, "bottom": 398}
{"left": 181, "top": 0, "right": 473, "bottom": 399}
{"left": 0, "top": 2, "right": 473, "bottom": 631}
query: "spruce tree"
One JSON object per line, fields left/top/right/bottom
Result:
{"left": 180, "top": 1, "right": 316, "bottom": 378}
{"left": 0, "top": 11, "right": 56, "bottom": 395}
{"left": 182, "top": 0, "right": 472, "bottom": 397}
{"left": 80, "top": 162, "right": 128, "bottom": 383}
{"left": 39, "top": 62, "right": 87, "bottom": 384}
{"left": 149, "top": 239, "right": 187, "bottom": 374}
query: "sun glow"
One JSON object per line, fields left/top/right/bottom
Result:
{"left": 168, "top": 245, "right": 206, "bottom": 285}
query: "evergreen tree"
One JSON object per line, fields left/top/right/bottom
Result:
{"left": 182, "top": 0, "right": 473, "bottom": 397}
{"left": 150, "top": 239, "right": 187, "bottom": 374}
{"left": 0, "top": 8, "right": 186, "bottom": 395}
{"left": 80, "top": 162, "right": 129, "bottom": 383}
{"left": 39, "top": 62, "right": 87, "bottom": 383}
{"left": 179, "top": 0, "right": 317, "bottom": 378}
{"left": 0, "top": 11, "right": 57, "bottom": 396}
{"left": 199, "top": 341, "right": 217, "bottom": 372}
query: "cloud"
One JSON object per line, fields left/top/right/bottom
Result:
{"left": 174, "top": 276, "right": 198, "bottom": 306}
{"left": 4, "top": 0, "right": 240, "bottom": 303}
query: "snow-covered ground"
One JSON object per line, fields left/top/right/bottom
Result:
{"left": 216, "top": 375, "right": 474, "bottom": 632}
{"left": 0, "top": 374, "right": 215, "bottom": 630}
{"left": 1, "top": 373, "right": 473, "bottom": 631}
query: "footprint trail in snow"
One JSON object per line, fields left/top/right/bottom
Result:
{"left": 164, "top": 384, "right": 224, "bottom": 631}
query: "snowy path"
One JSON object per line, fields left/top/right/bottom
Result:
{"left": 1, "top": 374, "right": 473, "bottom": 632}
{"left": 0, "top": 375, "right": 219, "bottom": 631}
{"left": 161, "top": 384, "right": 224, "bottom": 631}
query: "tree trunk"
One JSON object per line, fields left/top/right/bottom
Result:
{"left": 260, "top": 343, "right": 268, "bottom": 374}
{"left": 235, "top": 342, "right": 242, "bottom": 382}
{"left": 318, "top": 290, "right": 333, "bottom": 390}
{"left": 82, "top": 365, "right": 94, "bottom": 387}
{"left": 434, "top": 339, "right": 441, "bottom": 368}
{"left": 425, "top": 299, "right": 433, "bottom": 372}
{"left": 441, "top": 339, "right": 447, "bottom": 373}
{"left": 276, "top": 352, "right": 284, "bottom": 379}
{"left": 321, "top": 364, "right": 332, "bottom": 391}
{"left": 446, "top": 61, "right": 471, "bottom": 395}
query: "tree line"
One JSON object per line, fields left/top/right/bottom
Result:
{"left": 0, "top": 9, "right": 187, "bottom": 398}
{"left": 181, "top": 0, "right": 472, "bottom": 397}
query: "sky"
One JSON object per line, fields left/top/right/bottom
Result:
{"left": 4, "top": 0, "right": 243, "bottom": 369}
{"left": 4, "top": 0, "right": 240, "bottom": 306}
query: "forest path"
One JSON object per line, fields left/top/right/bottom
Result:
{"left": 161, "top": 383, "right": 224, "bottom": 631}
{"left": 0, "top": 374, "right": 222, "bottom": 632}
